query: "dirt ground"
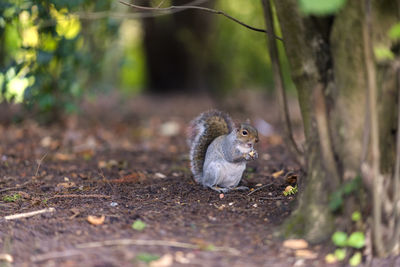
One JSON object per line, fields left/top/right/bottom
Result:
{"left": 0, "top": 93, "right": 333, "bottom": 267}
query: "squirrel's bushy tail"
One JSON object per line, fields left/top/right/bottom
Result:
{"left": 187, "top": 110, "right": 234, "bottom": 181}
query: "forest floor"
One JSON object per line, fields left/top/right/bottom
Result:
{"left": 0, "top": 93, "right": 335, "bottom": 267}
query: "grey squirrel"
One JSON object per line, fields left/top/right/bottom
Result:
{"left": 188, "top": 110, "right": 259, "bottom": 193}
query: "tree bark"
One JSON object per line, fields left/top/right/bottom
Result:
{"left": 273, "top": 0, "right": 400, "bottom": 248}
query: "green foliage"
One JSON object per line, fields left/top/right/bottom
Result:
{"left": 374, "top": 46, "right": 395, "bottom": 61}
{"left": 347, "top": 232, "right": 365, "bottom": 249}
{"left": 283, "top": 185, "right": 298, "bottom": 196}
{"left": 351, "top": 211, "right": 361, "bottom": 222}
{"left": 329, "top": 175, "right": 361, "bottom": 212}
{"left": 298, "top": 0, "right": 347, "bottom": 15}
{"left": 349, "top": 252, "right": 362, "bottom": 266}
{"left": 0, "top": 0, "right": 122, "bottom": 122}
{"left": 334, "top": 248, "right": 346, "bottom": 261}
{"left": 211, "top": 1, "right": 294, "bottom": 93}
{"left": 389, "top": 22, "right": 400, "bottom": 40}
{"left": 332, "top": 231, "right": 348, "bottom": 247}
{"left": 135, "top": 253, "right": 160, "bottom": 263}
{"left": 132, "top": 219, "right": 147, "bottom": 231}
{"left": 330, "top": 230, "right": 365, "bottom": 264}
{"left": 2, "top": 193, "right": 22, "bottom": 202}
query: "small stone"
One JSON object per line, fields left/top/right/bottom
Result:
{"left": 219, "top": 193, "right": 224, "bottom": 199}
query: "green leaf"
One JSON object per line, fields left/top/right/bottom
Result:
{"left": 329, "top": 191, "right": 343, "bottom": 211}
{"left": 374, "top": 46, "right": 395, "bottom": 61}
{"left": 334, "top": 248, "right": 346, "bottom": 261}
{"left": 332, "top": 231, "right": 348, "bottom": 247}
{"left": 389, "top": 23, "right": 400, "bottom": 40}
{"left": 298, "top": 0, "right": 346, "bottom": 15}
{"left": 135, "top": 253, "right": 159, "bottom": 263}
{"left": 347, "top": 232, "right": 365, "bottom": 249}
{"left": 349, "top": 252, "right": 362, "bottom": 266}
{"left": 132, "top": 219, "right": 147, "bottom": 231}
{"left": 351, "top": 211, "right": 362, "bottom": 222}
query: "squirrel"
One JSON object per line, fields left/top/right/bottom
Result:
{"left": 187, "top": 110, "right": 259, "bottom": 193}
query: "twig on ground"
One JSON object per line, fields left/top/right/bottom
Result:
{"left": 119, "top": 0, "right": 283, "bottom": 41}
{"left": 35, "top": 152, "right": 48, "bottom": 177}
{"left": 31, "top": 250, "right": 82, "bottom": 262}
{"left": 4, "top": 207, "right": 55, "bottom": 221}
{"left": 0, "top": 181, "right": 31, "bottom": 194}
{"left": 259, "top": 196, "right": 287, "bottom": 200}
{"left": 247, "top": 183, "right": 273, "bottom": 196}
{"left": 76, "top": 239, "right": 240, "bottom": 255}
{"left": 48, "top": 194, "right": 111, "bottom": 200}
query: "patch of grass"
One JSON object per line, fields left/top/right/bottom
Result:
{"left": 2, "top": 193, "right": 22, "bottom": 202}
{"left": 135, "top": 252, "right": 160, "bottom": 263}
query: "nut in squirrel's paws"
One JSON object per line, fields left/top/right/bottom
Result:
{"left": 249, "top": 150, "right": 258, "bottom": 159}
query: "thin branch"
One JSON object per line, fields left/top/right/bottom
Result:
{"left": 389, "top": 63, "right": 400, "bottom": 253}
{"left": 313, "top": 83, "right": 340, "bottom": 188}
{"left": 157, "top": 0, "right": 168, "bottom": 8}
{"left": 119, "top": 0, "right": 283, "bottom": 41}
{"left": 35, "top": 152, "right": 48, "bottom": 177}
{"left": 74, "top": 0, "right": 207, "bottom": 21}
{"left": 76, "top": 238, "right": 240, "bottom": 255}
{"left": 363, "top": 0, "right": 385, "bottom": 257}
{"left": 4, "top": 207, "right": 55, "bottom": 221}
{"left": 261, "top": 0, "right": 303, "bottom": 165}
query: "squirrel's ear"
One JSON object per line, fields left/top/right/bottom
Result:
{"left": 245, "top": 118, "right": 251, "bottom": 124}
{"left": 233, "top": 122, "right": 240, "bottom": 130}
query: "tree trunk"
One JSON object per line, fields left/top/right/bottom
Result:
{"left": 272, "top": 0, "right": 399, "bottom": 249}
{"left": 141, "top": 0, "right": 216, "bottom": 93}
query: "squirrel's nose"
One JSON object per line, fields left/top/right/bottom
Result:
{"left": 247, "top": 143, "right": 253, "bottom": 148}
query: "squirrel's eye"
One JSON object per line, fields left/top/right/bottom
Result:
{"left": 242, "top": 130, "right": 248, "bottom": 136}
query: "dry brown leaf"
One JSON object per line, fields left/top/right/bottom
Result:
{"left": 149, "top": 253, "right": 173, "bottom": 267}
{"left": 283, "top": 239, "right": 309, "bottom": 249}
{"left": 295, "top": 249, "right": 318, "bottom": 259}
{"left": 55, "top": 182, "right": 77, "bottom": 191}
{"left": 87, "top": 215, "right": 105, "bottom": 225}
{"left": 54, "top": 153, "right": 75, "bottom": 161}
{"left": 272, "top": 170, "right": 284, "bottom": 178}
{"left": 0, "top": 253, "right": 13, "bottom": 263}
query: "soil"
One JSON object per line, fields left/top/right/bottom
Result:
{"left": 0, "top": 93, "right": 331, "bottom": 267}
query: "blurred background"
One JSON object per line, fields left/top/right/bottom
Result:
{"left": 0, "top": 0, "right": 296, "bottom": 124}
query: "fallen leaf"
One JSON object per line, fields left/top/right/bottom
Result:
{"left": 295, "top": 249, "right": 318, "bottom": 259}
{"left": 325, "top": 253, "right": 337, "bottom": 264}
{"left": 283, "top": 239, "right": 309, "bottom": 249}
{"left": 87, "top": 215, "right": 105, "bottom": 225}
{"left": 55, "top": 182, "right": 77, "bottom": 191}
{"left": 175, "top": 251, "right": 190, "bottom": 264}
{"left": 154, "top": 172, "right": 166, "bottom": 179}
{"left": 149, "top": 253, "right": 173, "bottom": 267}
{"left": 272, "top": 170, "right": 284, "bottom": 178}
{"left": 54, "top": 153, "right": 75, "bottom": 161}
{"left": 160, "top": 121, "right": 180, "bottom": 137}
{"left": 0, "top": 253, "right": 13, "bottom": 263}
